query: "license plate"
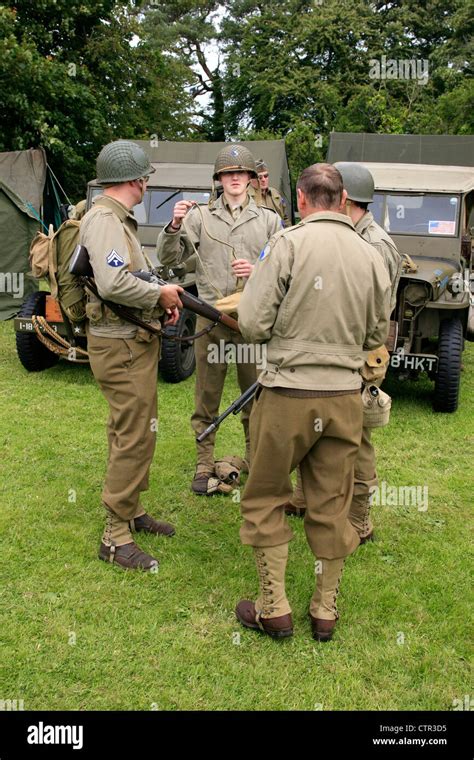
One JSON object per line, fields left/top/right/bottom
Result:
{"left": 390, "top": 352, "right": 438, "bottom": 373}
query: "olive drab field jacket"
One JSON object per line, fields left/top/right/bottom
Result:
{"left": 156, "top": 194, "right": 281, "bottom": 306}
{"left": 355, "top": 211, "right": 402, "bottom": 313}
{"left": 248, "top": 184, "right": 291, "bottom": 228}
{"left": 80, "top": 196, "right": 163, "bottom": 338}
{"left": 238, "top": 212, "right": 392, "bottom": 391}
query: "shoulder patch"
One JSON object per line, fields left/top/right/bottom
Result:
{"left": 106, "top": 249, "right": 125, "bottom": 267}
{"left": 259, "top": 243, "right": 272, "bottom": 261}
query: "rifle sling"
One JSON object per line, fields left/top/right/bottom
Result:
{"left": 83, "top": 277, "right": 217, "bottom": 343}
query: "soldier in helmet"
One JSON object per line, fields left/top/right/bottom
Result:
{"left": 81, "top": 140, "right": 184, "bottom": 571}
{"left": 157, "top": 144, "right": 281, "bottom": 495}
{"left": 248, "top": 159, "right": 291, "bottom": 227}
{"left": 285, "top": 162, "right": 402, "bottom": 545}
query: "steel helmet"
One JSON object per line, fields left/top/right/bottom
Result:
{"left": 333, "top": 162, "right": 375, "bottom": 203}
{"left": 96, "top": 140, "right": 155, "bottom": 185}
{"left": 213, "top": 144, "right": 257, "bottom": 180}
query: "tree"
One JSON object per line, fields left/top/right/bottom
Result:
{"left": 0, "top": 1, "right": 195, "bottom": 198}
{"left": 219, "top": 0, "right": 473, "bottom": 178}
{"left": 142, "top": 1, "right": 226, "bottom": 140}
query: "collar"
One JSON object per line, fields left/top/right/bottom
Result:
{"left": 354, "top": 210, "right": 374, "bottom": 235}
{"left": 93, "top": 194, "right": 137, "bottom": 226}
{"left": 211, "top": 193, "right": 257, "bottom": 225}
{"left": 301, "top": 211, "right": 355, "bottom": 228}
{"left": 222, "top": 193, "right": 250, "bottom": 215}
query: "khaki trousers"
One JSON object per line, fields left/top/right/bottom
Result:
{"left": 191, "top": 316, "right": 257, "bottom": 472}
{"left": 292, "top": 425, "right": 377, "bottom": 536}
{"left": 87, "top": 330, "right": 160, "bottom": 522}
{"left": 350, "top": 426, "right": 377, "bottom": 535}
{"left": 240, "top": 389, "right": 362, "bottom": 559}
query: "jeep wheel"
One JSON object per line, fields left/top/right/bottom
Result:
{"left": 159, "top": 309, "right": 196, "bottom": 383}
{"left": 16, "top": 291, "right": 60, "bottom": 372}
{"left": 433, "top": 318, "right": 463, "bottom": 413}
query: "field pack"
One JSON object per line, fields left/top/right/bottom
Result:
{"left": 29, "top": 218, "right": 86, "bottom": 322}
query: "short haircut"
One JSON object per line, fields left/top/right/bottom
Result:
{"left": 296, "top": 163, "right": 343, "bottom": 209}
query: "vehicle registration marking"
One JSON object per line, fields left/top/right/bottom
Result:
{"left": 390, "top": 353, "right": 438, "bottom": 372}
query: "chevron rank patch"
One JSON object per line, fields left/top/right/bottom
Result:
{"left": 106, "top": 249, "right": 125, "bottom": 267}
{"left": 259, "top": 243, "right": 271, "bottom": 261}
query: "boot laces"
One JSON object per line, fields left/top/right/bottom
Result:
{"left": 255, "top": 549, "right": 274, "bottom": 615}
{"left": 103, "top": 510, "right": 113, "bottom": 547}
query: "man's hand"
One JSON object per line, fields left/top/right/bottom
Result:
{"left": 170, "top": 200, "right": 194, "bottom": 229}
{"left": 232, "top": 258, "right": 254, "bottom": 278}
{"left": 159, "top": 284, "right": 184, "bottom": 324}
{"left": 164, "top": 307, "right": 180, "bottom": 326}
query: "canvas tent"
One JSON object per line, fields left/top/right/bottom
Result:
{"left": 0, "top": 148, "right": 47, "bottom": 212}
{"left": 0, "top": 181, "right": 40, "bottom": 320}
{"left": 0, "top": 148, "right": 51, "bottom": 320}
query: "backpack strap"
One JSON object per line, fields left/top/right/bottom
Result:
{"left": 49, "top": 219, "right": 81, "bottom": 300}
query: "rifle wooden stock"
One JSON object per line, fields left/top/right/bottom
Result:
{"left": 179, "top": 291, "right": 240, "bottom": 334}
{"left": 134, "top": 270, "right": 241, "bottom": 335}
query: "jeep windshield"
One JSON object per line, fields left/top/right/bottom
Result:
{"left": 372, "top": 193, "right": 460, "bottom": 237}
{"left": 89, "top": 187, "right": 210, "bottom": 225}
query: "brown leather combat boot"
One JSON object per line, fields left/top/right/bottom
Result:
{"left": 236, "top": 544, "right": 293, "bottom": 639}
{"left": 191, "top": 471, "right": 233, "bottom": 495}
{"left": 235, "top": 600, "right": 293, "bottom": 639}
{"left": 99, "top": 541, "right": 159, "bottom": 571}
{"left": 130, "top": 513, "right": 175, "bottom": 537}
{"left": 309, "top": 615, "right": 336, "bottom": 642}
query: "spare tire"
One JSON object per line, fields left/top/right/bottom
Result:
{"left": 159, "top": 308, "right": 196, "bottom": 383}
{"left": 16, "top": 291, "right": 60, "bottom": 372}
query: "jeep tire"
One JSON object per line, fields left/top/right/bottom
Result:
{"left": 159, "top": 308, "right": 196, "bottom": 383}
{"left": 16, "top": 291, "right": 60, "bottom": 372}
{"left": 433, "top": 318, "right": 463, "bottom": 413}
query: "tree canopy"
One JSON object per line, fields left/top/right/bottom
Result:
{"left": 1, "top": 0, "right": 471, "bottom": 199}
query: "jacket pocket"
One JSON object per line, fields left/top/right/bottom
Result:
{"left": 85, "top": 301, "right": 103, "bottom": 324}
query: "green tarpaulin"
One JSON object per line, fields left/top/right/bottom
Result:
{"left": 0, "top": 181, "right": 39, "bottom": 320}
{"left": 327, "top": 133, "right": 474, "bottom": 167}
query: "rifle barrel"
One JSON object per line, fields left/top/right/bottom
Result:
{"left": 196, "top": 382, "right": 259, "bottom": 442}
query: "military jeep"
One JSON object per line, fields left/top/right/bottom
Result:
{"left": 359, "top": 161, "right": 474, "bottom": 412}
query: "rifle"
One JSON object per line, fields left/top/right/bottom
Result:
{"left": 69, "top": 245, "right": 240, "bottom": 339}
{"left": 196, "top": 381, "right": 259, "bottom": 442}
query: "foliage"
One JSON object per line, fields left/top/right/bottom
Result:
{"left": 0, "top": 2, "right": 195, "bottom": 199}
{"left": 0, "top": 0, "right": 471, "bottom": 200}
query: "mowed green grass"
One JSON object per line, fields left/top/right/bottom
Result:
{"left": 0, "top": 319, "right": 472, "bottom": 712}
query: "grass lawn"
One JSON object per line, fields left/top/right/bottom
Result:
{"left": 0, "top": 318, "right": 472, "bottom": 711}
